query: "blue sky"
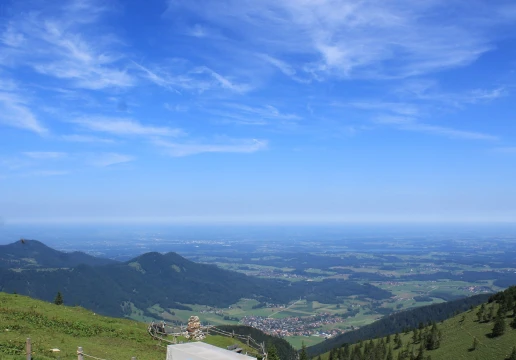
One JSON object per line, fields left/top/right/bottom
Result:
{"left": 1, "top": 0, "right": 516, "bottom": 224}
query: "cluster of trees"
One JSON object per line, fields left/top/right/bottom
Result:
{"left": 307, "top": 293, "right": 489, "bottom": 356}
{"left": 312, "top": 286, "right": 516, "bottom": 360}
{"left": 309, "top": 322, "right": 442, "bottom": 360}
{"left": 477, "top": 285, "right": 516, "bottom": 338}
{"left": 252, "top": 302, "right": 267, "bottom": 309}
{"left": 216, "top": 325, "right": 297, "bottom": 360}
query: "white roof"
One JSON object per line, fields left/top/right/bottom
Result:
{"left": 166, "top": 342, "right": 256, "bottom": 360}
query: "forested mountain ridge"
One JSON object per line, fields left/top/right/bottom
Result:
{"left": 318, "top": 286, "right": 516, "bottom": 360}
{"left": 0, "top": 240, "right": 117, "bottom": 268}
{"left": 0, "top": 240, "right": 392, "bottom": 318}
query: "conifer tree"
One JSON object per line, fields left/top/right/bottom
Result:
{"left": 409, "top": 348, "right": 416, "bottom": 360}
{"left": 412, "top": 329, "right": 419, "bottom": 344}
{"left": 492, "top": 313, "right": 506, "bottom": 337}
{"left": 488, "top": 305, "right": 495, "bottom": 321}
{"left": 299, "top": 342, "right": 309, "bottom": 360}
{"left": 377, "top": 338, "right": 386, "bottom": 359}
{"left": 384, "top": 346, "right": 392, "bottom": 360}
{"left": 394, "top": 333, "right": 402, "bottom": 349}
{"left": 337, "top": 346, "right": 344, "bottom": 360}
{"left": 352, "top": 345, "right": 362, "bottom": 360}
{"left": 266, "top": 344, "right": 280, "bottom": 360}
{"left": 511, "top": 314, "right": 516, "bottom": 329}
{"left": 54, "top": 291, "right": 63, "bottom": 305}
{"left": 328, "top": 348, "right": 335, "bottom": 360}
{"left": 343, "top": 344, "right": 350, "bottom": 359}
{"left": 498, "top": 304, "right": 508, "bottom": 318}
{"left": 416, "top": 344, "right": 424, "bottom": 360}
{"left": 507, "top": 297, "right": 514, "bottom": 312}
{"left": 507, "top": 346, "right": 516, "bottom": 360}
{"left": 471, "top": 337, "right": 479, "bottom": 351}
{"left": 425, "top": 323, "right": 441, "bottom": 350}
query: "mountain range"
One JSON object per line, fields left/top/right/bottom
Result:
{"left": 0, "top": 239, "right": 116, "bottom": 268}
{"left": 0, "top": 240, "right": 392, "bottom": 318}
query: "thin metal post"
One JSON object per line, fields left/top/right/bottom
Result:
{"left": 78, "top": 347, "right": 84, "bottom": 360}
{"left": 26, "top": 338, "right": 31, "bottom": 360}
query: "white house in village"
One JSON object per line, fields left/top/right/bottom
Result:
{"left": 166, "top": 342, "right": 257, "bottom": 360}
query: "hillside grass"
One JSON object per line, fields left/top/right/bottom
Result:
{"left": 320, "top": 302, "right": 516, "bottom": 360}
{"left": 0, "top": 293, "right": 253, "bottom": 360}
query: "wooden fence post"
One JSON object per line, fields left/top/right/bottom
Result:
{"left": 78, "top": 347, "right": 84, "bottom": 360}
{"left": 26, "top": 338, "right": 31, "bottom": 360}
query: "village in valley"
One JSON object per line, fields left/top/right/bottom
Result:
{"left": 240, "top": 313, "right": 346, "bottom": 338}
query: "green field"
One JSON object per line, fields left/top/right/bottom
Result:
{"left": 285, "top": 335, "right": 325, "bottom": 349}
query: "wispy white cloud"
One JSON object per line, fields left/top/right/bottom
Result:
{"left": 397, "top": 81, "right": 507, "bottom": 107}
{"left": 493, "top": 147, "right": 516, "bottom": 153}
{"left": 343, "top": 101, "right": 420, "bottom": 116}
{"left": 0, "top": 88, "right": 47, "bottom": 135}
{"left": 91, "top": 153, "right": 134, "bottom": 167}
{"left": 31, "top": 170, "right": 69, "bottom": 177}
{"left": 200, "top": 67, "right": 252, "bottom": 93}
{"left": 23, "top": 152, "right": 67, "bottom": 159}
{"left": 132, "top": 62, "right": 180, "bottom": 92}
{"left": 212, "top": 103, "right": 301, "bottom": 125}
{"left": 154, "top": 138, "right": 268, "bottom": 157}
{"left": 164, "top": 103, "right": 189, "bottom": 112}
{"left": 133, "top": 62, "right": 251, "bottom": 93}
{"left": 73, "top": 117, "right": 184, "bottom": 137}
{"left": 342, "top": 84, "right": 506, "bottom": 141}
{"left": 375, "top": 116, "right": 498, "bottom": 141}
{"left": 61, "top": 134, "right": 116, "bottom": 144}
{"left": 260, "top": 54, "right": 296, "bottom": 77}
{"left": 1, "top": 26, "right": 25, "bottom": 47}
{"left": 168, "top": 0, "right": 514, "bottom": 79}
{"left": 1, "top": 0, "right": 134, "bottom": 90}
{"left": 189, "top": 24, "right": 208, "bottom": 38}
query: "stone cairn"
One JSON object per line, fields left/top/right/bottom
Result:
{"left": 184, "top": 315, "right": 205, "bottom": 340}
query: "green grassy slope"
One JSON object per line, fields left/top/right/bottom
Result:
{"left": 321, "top": 301, "right": 516, "bottom": 360}
{"left": 0, "top": 293, "right": 253, "bottom": 360}
{"left": 307, "top": 292, "right": 490, "bottom": 356}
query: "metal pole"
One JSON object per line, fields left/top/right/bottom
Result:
{"left": 78, "top": 347, "right": 84, "bottom": 360}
